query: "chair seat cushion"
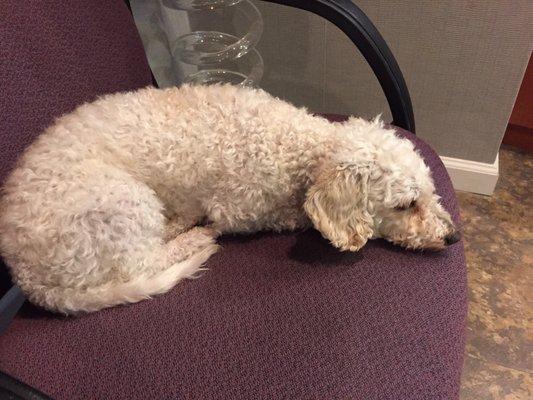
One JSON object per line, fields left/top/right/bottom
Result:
{"left": 0, "top": 118, "right": 467, "bottom": 400}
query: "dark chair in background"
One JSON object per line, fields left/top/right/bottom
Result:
{"left": 0, "top": 1, "right": 467, "bottom": 399}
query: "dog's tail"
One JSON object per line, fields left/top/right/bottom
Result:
{"left": 27, "top": 244, "right": 219, "bottom": 314}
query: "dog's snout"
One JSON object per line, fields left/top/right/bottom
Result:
{"left": 444, "top": 231, "right": 461, "bottom": 246}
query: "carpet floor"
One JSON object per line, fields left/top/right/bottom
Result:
{"left": 458, "top": 145, "right": 532, "bottom": 399}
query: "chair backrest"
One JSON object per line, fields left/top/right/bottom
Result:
{"left": 0, "top": 0, "right": 152, "bottom": 184}
{"left": 0, "top": 0, "right": 152, "bottom": 292}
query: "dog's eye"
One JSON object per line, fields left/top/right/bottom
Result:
{"left": 394, "top": 200, "right": 417, "bottom": 211}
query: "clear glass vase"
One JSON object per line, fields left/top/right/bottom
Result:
{"left": 162, "top": 0, "right": 264, "bottom": 86}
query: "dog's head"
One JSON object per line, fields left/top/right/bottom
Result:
{"left": 304, "top": 119, "right": 460, "bottom": 252}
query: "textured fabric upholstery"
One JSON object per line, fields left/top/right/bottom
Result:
{"left": 0, "top": 0, "right": 152, "bottom": 186}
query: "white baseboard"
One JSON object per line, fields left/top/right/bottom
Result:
{"left": 440, "top": 155, "right": 499, "bottom": 196}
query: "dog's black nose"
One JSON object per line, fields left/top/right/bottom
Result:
{"left": 444, "top": 231, "right": 461, "bottom": 246}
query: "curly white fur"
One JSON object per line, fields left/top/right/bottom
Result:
{"left": 0, "top": 84, "right": 458, "bottom": 314}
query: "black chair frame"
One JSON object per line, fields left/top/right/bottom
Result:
{"left": 263, "top": 0, "right": 415, "bottom": 132}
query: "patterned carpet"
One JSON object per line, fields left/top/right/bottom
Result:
{"left": 458, "top": 146, "right": 532, "bottom": 399}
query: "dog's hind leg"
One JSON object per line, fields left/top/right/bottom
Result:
{"left": 9, "top": 166, "right": 219, "bottom": 314}
{"left": 22, "top": 220, "right": 219, "bottom": 315}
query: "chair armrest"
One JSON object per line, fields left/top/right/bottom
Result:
{"left": 0, "top": 285, "right": 25, "bottom": 335}
{"left": 260, "top": 0, "right": 415, "bottom": 133}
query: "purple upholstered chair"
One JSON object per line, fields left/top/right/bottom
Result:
{"left": 0, "top": 1, "right": 467, "bottom": 399}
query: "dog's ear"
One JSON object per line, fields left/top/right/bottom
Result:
{"left": 304, "top": 159, "right": 374, "bottom": 252}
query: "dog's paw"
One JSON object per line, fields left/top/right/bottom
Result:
{"left": 164, "top": 218, "right": 191, "bottom": 242}
{"left": 191, "top": 226, "right": 220, "bottom": 240}
{"left": 166, "top": 226, "right": 219, "bottom": 263}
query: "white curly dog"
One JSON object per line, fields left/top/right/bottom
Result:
{"left": 0, "top": 84, "right": 459, "bottom": 314}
